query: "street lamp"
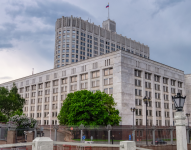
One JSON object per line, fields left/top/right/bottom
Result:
{"left": 172, "top": 93, "right": 186, "bottom": 111}
{"left": 131, "top": 107, "right": 136, "bottom": 128}
{"left": 172, "top": 93, "right": 187, "bottom": 150}
{"left": 131, "top": 107, "right": 136, "bottom": 141}
{"left": 143, "top": 96, "right": 151, "bottom": 146}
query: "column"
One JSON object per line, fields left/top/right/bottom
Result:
{"left": 57, "top": 79, "right": 61, "bottom": 123}
{"left": 88, "top": 71, "right": 91, "bottom": 91}
{"left": 49, "top": 81, "right": 53, "bottom": 125}
{"left": 41, "top": 82, "right": 45, "bottom": 125}
{"left": 151, "top": 73, "right": 156, "bottom": 125}
{"left": 67, "top": 77, "right": 71, "bottom": 93}
{"left": 160, "top": 76, "right": 165, "bottom": 126}
{"left": 34, "top": 84, "right": 38, "bottom": 119}
{"left": 77, "top": 74, "right": 80, "bottom": 91}
{"left": 175, "top": 111, "right": 187, "bottom": 150}
{"left": 142, "top": 71, "right": 146, "bottom": 126}
{"left": 100, "top": 69, "right": 103, "bottom": 92}
{"left": 168, "top": 79, "right": 173, "bottom": 125}
{"left": 28, "top": 85, "right": 32, "bottom": 117}
{"left": 23, "top": 86, "right": 26, "bottom": 115}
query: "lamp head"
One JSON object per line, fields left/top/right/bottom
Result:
{"left": 172, "top": 93, "right": 186, "bottom": 112}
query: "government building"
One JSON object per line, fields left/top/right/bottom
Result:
{"left": 0, "top": 16, "right": 189, "bottom": 127}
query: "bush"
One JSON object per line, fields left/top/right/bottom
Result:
{"left": 8, "top": 115, "right": 37, "bottom": 129}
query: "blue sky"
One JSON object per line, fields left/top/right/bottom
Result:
{"left": 0, "top": 0, "right": 191, "bottom": 84}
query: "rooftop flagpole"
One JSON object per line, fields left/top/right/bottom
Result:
{"left": 108, "top": 2, "right": 109, "bottom": 19}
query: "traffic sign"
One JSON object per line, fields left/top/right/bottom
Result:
{"left": 129, "top": 135, "right": 131, "bottom": 140}
{"left": 82, "top": 135, "right": 86, "bottom": 140}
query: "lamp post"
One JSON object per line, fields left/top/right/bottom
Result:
{"left": 143, "top": 96, "right": 151, "bottom": 146}
{"left": 131, "top": 107, "right": 136, "bottom": 128}
{"left": 186, "top": 113, "right": 190, "bottom": 144}
{"left": 172, "top": 93, "right": 187, "bottom": 150}
{"left": 131, "top": 107, "right": 136, "bottom": 141}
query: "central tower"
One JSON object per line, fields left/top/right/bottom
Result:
{"left": 102, "top": 19, "right": 116, "bottom": 32}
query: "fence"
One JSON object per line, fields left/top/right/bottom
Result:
{"left": 41, "top": 125, "right": 180, "bottom": 146}
{"left": 0, "top": 137, "right": 151, "bottom": 150}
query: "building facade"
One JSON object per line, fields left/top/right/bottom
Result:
{"left": 0, "top": 50, "right": 185, "bottom": 126}
{"left": 54, "top": 16, "right": 150, "bottom": 68}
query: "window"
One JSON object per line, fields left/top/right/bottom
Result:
{"left": 171, "top": 88, "right": 176, "bottom": 94}
{"left": 81, "top": 73, "right": 88, "bottom": 80}
{"left": 92, "top": 71, "right": 100, "bottom": 78}
{"left": 135, "top": 89, "right": 142, "bottom": 96}
{"left": 71, "top": 76, "right": 77, "bottom": 82}
{"left": 154, "top": 75, "right": 160, "bottom": 82}
{"left": 178, "top": 81, "right": 182, "bottom": 88}
{"left": 135, "top": 79, "right": 141, "bottom": 86}
{"left": 104, "top": 68, "right": 113, "bottom": 76}
{"left": 163, "top": 77, "right": 168, "bottom": 84}
{"left": 66, "top": 54, "right": 69, "bottom": 57}
{"left": 145, "top": 82, "right": 151, "bottom": 89}
{"left": 135, "top": 99, "right": 142, "bottom": 106}
{"left": 135, "top": 70, "right": 141, "bottom": 77}
{"left": 155, "top": 84, "right": 160, "bottom": 91}
{"left": 155, "top": 93, "right": 160, "bottom": 99}
{"left": 163, "top": 86, "right": 168, "bottom": 92}
{"left": 145, "top": 73, "right": 151, "bottom": 80}
{"left": 171, "top": 79, "right": 176, "bottom": 86}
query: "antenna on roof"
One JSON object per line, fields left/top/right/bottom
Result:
{"left": 32, "top": 68, "right": 34, "bottom": 75}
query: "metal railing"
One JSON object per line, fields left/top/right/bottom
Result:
{"left": 0, "top": 137, "right": 151, "bottom": 150}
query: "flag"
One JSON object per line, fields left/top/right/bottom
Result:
{"left": 106, "top": 4, "right": 109, "bottom": 8}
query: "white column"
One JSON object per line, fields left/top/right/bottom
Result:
{"left": 168, "top": 79, "right": 173, "bottom": 125}
{"left": 23, "top": 86, "right": 26, "bottom": 114}
{"left": 77, "top": 74, "right": 80, "bottom": 91}
{"left": 34, "top": 84, "right": 38, "bottom": 119}
{"left": 100, "top": 69, "right": 103, "bottom": 92}
{"left": 57, "top": 79, "right": 61, "bottom": 121}
{"left": 67, "top": 77, "right": 71, "bottom": 93}
{"left": 41, "top": 82, "right": 45, "bottom": 125}
{"left": 28, "top": 85, "right": 32, "bottom": 117}
{"left": 142, "top": 71, "right": 146, "bottom": 126}
{"left": 160, "top": 76, "right": 165, "bottom": 126}
{"left": 49, "top": 81, "right": 53, "bottom": 125}
{"left": 88, "top": 71, "right": 91, "bottom": 91}
{"left": 151, "top": 74, "right": 156, "bottom": 125}
{"left": 175, "top": 111, "right": 187, "bottom": 150}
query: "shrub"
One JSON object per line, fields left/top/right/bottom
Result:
{"left": 8, "top": 115, "right": 37, "bottom": 129}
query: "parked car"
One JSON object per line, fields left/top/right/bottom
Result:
{"left": 151, "top": 139, "right": 167, "bottom": 145}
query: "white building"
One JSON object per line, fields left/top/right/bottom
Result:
{"left": 0, "top": 50, "right": 185, "bottom": 126}
{"left": 54, "top": 16, "right": 150, "bottom": 68}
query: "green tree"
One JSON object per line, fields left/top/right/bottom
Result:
{"left": 58, "top": 90, "right": 121, "bottom": 126}
{"left": 0, "top": 83, "right": 25, "bottom": 121}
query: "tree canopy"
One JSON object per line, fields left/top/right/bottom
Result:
{"left": 57, "top": 90, "right": 121, "bottom": 126}
{"left": 0, "top": 83, "right": 25, "bottom": 122}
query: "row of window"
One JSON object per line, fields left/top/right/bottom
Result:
{"left": 135, "top": 70, "right": 183, "bottom": 88}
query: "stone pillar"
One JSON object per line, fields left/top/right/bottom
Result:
{"left": 175, "top": 111, "right": 187, "bottom": 150}
{"left": 152, "top": 129, "right": 155, "bottom": 145}
{"left": 119, "top": 141, "right": 136, "bottom": 150}
{"left": 32, "top": 137, "right": 53, "bottom": 150}
{"left": 7, "top": 131, "right": 16, "bottom": 144}
{"left": 108, "top": 130, "right": 110, "bottom": 144}
{"left": 187, "top": 129, "right": 190, "bottom": 144}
